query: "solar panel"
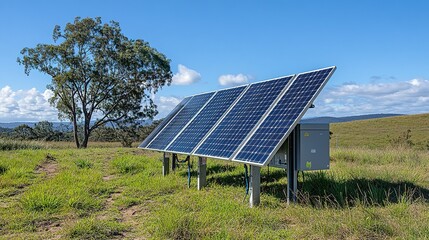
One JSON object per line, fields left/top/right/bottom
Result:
{"left": 166, "top": 86, "right": 247, "bottom": 154}
{"left": 234, "top": 67, "right": 336, "bottom": 165}
{"left": 138, "top": 97, "right": 191, "bottom": 148}
{"left": 194, "top": 75, "right": 294, "bottom": 159}
{"left": 146, "top": 92, "right": 215, "bottom": 151}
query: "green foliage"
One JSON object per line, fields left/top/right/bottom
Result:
{"left": 67, "top": 218, "right": 126, "bottom": 239}
{"left": 12, "top": 124, "right": 36, "bottom": 140}
{"left": 75, "top": 159, "right": 93, "bottom": 169}
{"left": 116, "top": 124, "right": 139, "bottom": 148}
{"left": 18, "top": 17, "right": 173, "bottom": 148}
{"left": 33, "top": 121, "right": 58, "bottom": 141}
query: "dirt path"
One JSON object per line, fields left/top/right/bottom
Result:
{"left": 35, "top": 153, "right": 59, "bottom": 178}
{"left": 33, "top": 154, "right": 63, "bottom": 238}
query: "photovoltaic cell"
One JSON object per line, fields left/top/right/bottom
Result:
{"left": 146, "top": 92, "right": 214, "bottom": 150}
{"left": 194, "top": 76, "right": 294, "bottom": 159}
{"left": 234, "top": 67, "right": 335, "bottom": 164}
{"left": 138, "top": 97, "right": 191, "bottom": 148}
{"left": 166, "top": 86, "right": 247, "bottom": 154}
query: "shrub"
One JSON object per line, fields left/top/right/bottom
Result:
{"left": 388, "top": 129, "right": 414, "bottom": 148}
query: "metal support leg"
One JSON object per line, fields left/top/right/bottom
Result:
{"left": 287, "top": 162, "right": 298, "bottom": 204}
{"left": 172, "top": 153, "right": 177, "bottom": 171}
{"left": 249, "top": 165, "right": 261, "bottom": 207}
{"left": 162, "top": 152, "right": 170, "bottom": 176}
{"left": 287, "top": 129, "right": 298, "bottom": 204}
{"left": 197, "top": 157, "right": 207, "bottom": 190}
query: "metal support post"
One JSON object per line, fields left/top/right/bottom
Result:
{"left": 287, "top": 129, "right": 298, "bottom": 204}
{"left": 249, "top": 165, "right": 261, "bottom": 207}
{"left": 172, "top": 153, "right": 177, "bottom": 171}
{"left": 162, "top": 152, "right": 170, "bottom": 176}
{"left": 197, "top": 157, "right": 207, "bottom": 190}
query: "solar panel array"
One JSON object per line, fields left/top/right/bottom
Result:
{"left": 139, "top": 66, "right": 336, "bottom": 166}
{"left": 195, "top": 75, "right": 293, "bottom": 159}
{"left": 234, "top": 68, "right": 335, "bottom": 164}
{"left": 145, "top": 92, "right": 214, "bottom": 150}
{"left": 139, "top": 97, "right": 191, "bottom": 148}
{"left": 166, "top": 86, "right": 247, "bottom": 154}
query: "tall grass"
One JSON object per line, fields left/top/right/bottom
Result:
{"left": 67, "top": 217, "right": 126, "bottom": 239}
{"left": 21, "top": 190, "right": 62, "bottom": 212}
{"left": 112, "top": 156, "right": 145, "bottom": 174}
{"left": 298, "top": 171, "right": 422, "bottom": 208}
{"left": 0, "top": 138, "right": 46, "bottom": 150}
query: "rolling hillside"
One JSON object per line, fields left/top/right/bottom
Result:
{"left": 330, "top": 113, "right": 429, "bottom": 149}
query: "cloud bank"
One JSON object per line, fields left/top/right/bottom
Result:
{"left": 2, "top": 78, "right": 428, "bottom": 122}
{"left": 0, "top": 86, "right": 57, "bottom": 122}
{"left": 306, "top": 79, "right": 429, "bottom": 117}
{"left": 172, "top": 64, "right": 201, "bottom": 85}
{"left": 218, "top": 73, "right": 250, "bottom": 86}
{"left": 154, "top": 96, "right": 182, "bottom": 119}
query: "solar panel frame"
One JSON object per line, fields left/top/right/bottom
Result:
{"left": 193, "top": 74, "right": 295, "bottom": 160}
{"left": 138, "top": 96, "right": 192, "bottom": 149}
{"left": 164, "top": 85, "right": 250, "bottom": 155}
{"left": 145, "top": 91, "right": 215, "bottom": 151}
{"left": 232, "top": 66, "right": 336, "bottom": 166}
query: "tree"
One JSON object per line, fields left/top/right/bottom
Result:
{"left": 116, "top": 123, "right": 139, "bottom": 148}
{"left": 13, "top": 124, "right": 36, "bottom": 140}
{"left": 33, "top": 121, "right": 55, "bottom": 141}
{"left": 18, "top": 17, "right": 172, "bottom": 148}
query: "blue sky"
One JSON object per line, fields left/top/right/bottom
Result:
{"left": 1, "top": 1, "right": 428, "bottom": 122}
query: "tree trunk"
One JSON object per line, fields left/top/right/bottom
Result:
{"left": 81, "top": 116, "right": 91, "bottom": 148}
{"left": 81, "top": 134, "right": 89, "bottom": 148}
{"left": 72, "top": 114, "right": 80, "bottom": 148}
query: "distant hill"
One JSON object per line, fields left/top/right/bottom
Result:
{"left": 0, "top": 119, "right": 153, "bottom": 130}
{"left": 330, "top": 113, "right": 429, "bottom": 149}
{"left": 0, "top": 122, "right": 73, "bottom": 130}
{"left": 0, "top": 127, "right": 12, "bottom": 133}
{"left": 0, "top": 114, "right": 403, "bottom": 129}
{"left": 301, "top": 114, "right": 403, "bottom": 124}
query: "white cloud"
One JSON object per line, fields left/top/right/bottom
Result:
{"left": 154, "top": 96, "right": 182, "bottom": 119}
{"left": 172, "top": 64, "right": 201, "bottom": 85}
{"left": 218, "top": 73, "right": 250, "bottom": 86}
{"left": 0, "top": 86, "right": 58, "bottom": 122}
{"left": 305, "top": 79, "right": 429, "bottom": 118}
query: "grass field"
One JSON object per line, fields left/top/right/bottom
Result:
{"left": 331, "top": 113, "right": 429, "bottom": 149}
{"left": 1, "top": 114, "right": 429, "bottom": 239}
{"left": 0, "top": 146, "right": 428, "bottom": 239}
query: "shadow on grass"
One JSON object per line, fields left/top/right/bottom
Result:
{"left": 177, "top": 163, "right": 238, "bottom": 180}
{"left": 207, "top": 166, "right": 286, "bottom": 188}
{"left": 198, "top": 164, "right": 429, "bottom": 208}
{"left": 298, "top": 172, "right": 429, "bottom": 208}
